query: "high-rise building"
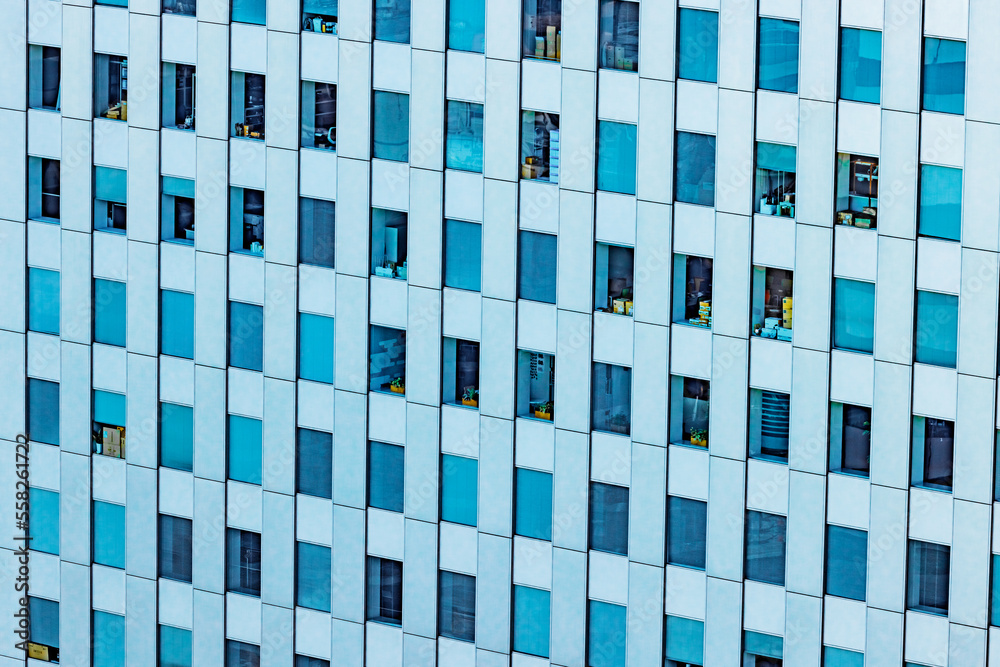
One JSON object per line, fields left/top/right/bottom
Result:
{"left": 0, "top": 0, "right": 995, "bottom": 666}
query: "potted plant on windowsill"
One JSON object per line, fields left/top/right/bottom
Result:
{"left": 461, "top": 386, "right": 479, "bottom": 408}
{"left": 390, "top": 376, "right": 405, "bottom": 394}
{"left": 533, "top": 401, "right": 554, "bottom": 421}
{"left": 690, "top": 428, "right": 708, "bottom": 447}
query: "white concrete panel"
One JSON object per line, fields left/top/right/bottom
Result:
{"left": 827, "top": 473, "right": 870, "bottom": 531}
{"left": 558, "top": 69, "right": 597, "bottom": 193}
{"left": 916, "top": 238, "right": 961, "bottom": 295}
{"left": 877, "top": 110, "right": 919, "bottom": 239}
{"left": 755, "top": 91, "right": 798, "bottom": 145}
{"left": 521, "top": 59, "right": 561, "bottom": 113}
{"left": 159, "top": 469, "right": 195, "bottom": 519}
{"left": 882, "top": 0, "right": 922, "bottom": 113}
{"left": 908, "top": 489, "right": 953, "bottom": 546}
{"left": 438, "top": 523, "right": 477, "bottom": 575}
{"left": 920, "top": 112, "right": 965, "bottom": 169}
{"left": 874, "top": 236, "right": 915, "bottom": 364}
{"left": 749, "top": 337, "right": 792, "bottom": 393}
{"left": 823, "top": 597, "right": 867, "bottom": 652}
{"left": 634, "top": 201, "right": 672, "bottom": 327}
{"left": 745, "top": 459, "right": 789, "bottom": 516}
{"left": 225, "top": 593, "right": 262, "bottom": 644}
{"left": 669, "top": 323, "right": 712, "bottom": 380}
{"left": 904, "top": 611, "right": 950, "bottom": 667}
{"left": 664, "top": 565, "right": 706, "bottom": 620}
{"left": 299, "top": 149, "right": 338, "bottom": 200}
{"left": 870, "top": 361, "right": 912, "bottom": 490}
{"left": 911, "top": 364, "right": 957, "bottom": 421}
{"left": 26, "top": 0, "right": 60, "bottom": 51}
{"left": 592, "top": 311, "right": 633, "bottom": 367}
{"left": 675, "top": 81, "right": 718, "bottom": 135}
{"left": 587, "top": 551, "right": 629, "bottom": 605}
{"left": 636, "top": 78, "right": 674, "bottom": 204}
{"left": 371, "top": 160, "right": 409, "bottom": 212}
{"left": 373, "top": 41, "right": 411, "bottom": 94}
{"left": 841, "top": 0, "right": 883, "bottom": 28}
{"left": 161, "top": 129, "right": 197, "bottom": 180}
{"left": 441, "top": 288, "right": 482, "bottom": 341}
{"left": 369, "top": 276, "right": 408, "bottom": 329}
{"left": 717, "top": 0, "right": 756, "bottom": 92}
{"left": 752, "top": 215, "right": 795, "bottom": 270}
{"left": 446, "top": 51, "right": 486, "bottom": 103}
{"left": 196, "top": 21, "right": 230, "bottom": 140}
{"left": 368, "top": 391, "right": 407, "bottom": 446}
{"left": 27, "top": 110, "right": 61, "bottom": 159}
{"left": 837, "top": 101, "right": 882, "bottom": 156}
{"left": 162, "top": 14, "right": 198, "bottom": 65}
{"left": 94, "top": 6, "right": 129, "bottom": 55}
{"left": 833, "top": 224, "right": 878, "bottom": 282}
{"left": 301, "top": 33, "right": 339, "bottom": 84}
{"left": 516, "top": 300, "right": 557, "bottom": 354}
{"left": 367, "top": 509, "right": 405, "bottom": 561}
{"left": 594, "top": 192, "right": 636, "bottom": 246}
{"left": 924, "top": 0, "right": 969, "bottom": 40}
{"left": 673, "top": 203, "right": 715, "bottom": 260}
{"left": 519, "top": 180, "right": 559, "bottom": 233}
{"left": 743, "top": 581, "right": 785, "bottom": 636}
{"left": 444, "top": 170, "right": 484, "bottom": 222}
{"left": 829, "top": 350, "right": 875, "bottom": 405}
{"left": 967, "top": 0, "right": 1000, "bottom": 124}
{"left": 955, "top": 375, "right": 996, "bottom": 504}
{"left": 556, "top": 191, "right": 595, "bottom": 313}
{"left": 513, "top": 536, "right": 552, "bottom": 589}
{"left": 597, "top": 69, "right": 639, "bottom": 124}
{"left": 159, "top": 579, "right": 194, "bottom": 631}
{"left": 298, "top": 265, "right": 337, "bottom": 317}
{"left": 295, "top": 608, "right": 333, "bottom": 661}
{"left": 409, "top": 50, "right": 445, "bottom": 172}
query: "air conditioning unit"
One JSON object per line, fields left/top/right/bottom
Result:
{"left": 100, "top": 426, "right": 125, "bottom": 459}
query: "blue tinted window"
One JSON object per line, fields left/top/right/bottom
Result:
{"left": 592, "top": 362, "right": 631, "bottom": 435}
{"left": 597, "top": 120, "right": 637, "bottom": 195}
{"left": 515, "top": 468, "right": 553, "bottom": 541}
{"left": 589, "top": 482, "right": 629, "bottom": 556}
{"left": 840, "top": 28, "right": 882, "bottom": 104}
{"left": 94, "top": 279, "right": 126, "bottom": 347}
{"left": 231, "top": 0, "right": 265, "bottom": 24}
{"left": 375, "top": 0, "right": 410, "bottom": 43}
{"left": 518, "top": 231, "right": 557, "bottom": 304}
{"left": 919, "top": 164, "right": 962, "bottom": 241}
{"left": 923, "top": 37, "right": 966, "bottom": 114}
{"left": 93, "top": 501, "right": 126, "bottom": 569}
{"left": 677, "top": 9, "right": 718, "bottom": 83}
{"left": 94, "top": 390, "right": 126, "bottom": 426}
{"left": 93, "top": 611, "right": 125, "bottom": 667}
{"left": 513, "top": 586, "right": 550, "bottom": 658}
{"left": 441, "top": 454, "right": 478, "bottom": 526}
{"left": 992, "top": 553, "right": 1000, "bottom": 626}
{"left": 745, "top": 510, "right": 786, "bottom": 585}
{"left": 755, "top": 142, "right": 796, "bottom": 214}
{"left": 758, "top": 18, "right": 799, "bottom": 93}
{"left": 825, "top": 647, "right": 864, "bottom": 667}
{"left": 299, "top": 197, "right": 335, "bottom": 268}
{"left": 373, "top": 91, "right": 409, "bottom": 162}
{"left": 588, "top": 600, "right": 626, "bottom": 667}
{"left": 229, "top": 301, "right": 264, "bottom": 371}
{"left": 448, "top": 0, "right": 485, "bottom": 52}
{"left": 228, "top": 415, "right": 263, "bottom": 486}
{"left": 161, "top": 290, "right": 194, "bottom": 359}
{"left": 826, "top": 524, "right": 867, "bottom": 601}
{"left": 598, "top": 0, "right": 639, "bottom": 72}
{"left": 444, "top": 219, "right": 482, "bottom": 292}
{"left": 159, "top": 625, "right": 192, "bottom": 667}
{"left": 296, "top": 656, "right": 331, "bottom": 667}
{"left": 28, "top": 378, "right": 60, "bottom": 446}
{"left": 299, "top": 312, "right": 334, "bottom": 384}
{"left": 366, "top": 556, "right": 403, "bottom": 624}
{"left": 160, "top": 402, "right": 193, "bottom": 472}
{"left": 297, "top": 428, "right": 332, "bottom": 499}
{"left": 745, "top": 631, "right": 783, "bottom": 659}
{"left": 30, "top": 488, "right": 59, "bottom": 555}
{"left": 446, "top": 100, "right": 484, "bottom": 172}
{"left": 907, "top": 540, "right": 950, "bottom": 615}
{"left": 226, "top": 640, "right": 260, "bottom": 666}
{"left": 667, "top": 496, "right": 707, "bottom": 569}
{"left": 665, "top": 615, "right": 704, "bottom": 666}
{"left": 369, "top": 441, "right": 404, "bottom": 512}
{"left": 911, "top": 417, "right": 954, "bottom": 492}
{"left": 439, "top": 570, "right": 476, "bottom": 642}
{"left": 833, "top": 278, "right": 875, "bottom": 354}
{"left": 159, "top": 514, "right": 193, "bottom": 583}
{"left": 915, "top": 290, "right": 958, "bottom": 368}
{"left": 28, "top": 267, "right": 60, "bottom": 334}
{"left": 29, "top": 597, "right": 59, "bottom": 648}
{"left": 227, "top": 529, "right": 262, "bottom": 596}
{"left": 675, "top": 131, "right": 716, "bottom": 206}
{"left": 297, "top": 541, "right": 332, "bottom": 612}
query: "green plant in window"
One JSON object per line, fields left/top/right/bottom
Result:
{"left": 390, "top": 376, "right": 405, "bottom": 393}
{"left": 690, "top": 428, "right": 708, "bottom": 447}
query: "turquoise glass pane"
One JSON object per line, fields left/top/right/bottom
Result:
{"left": 675, "top": 131, "right": 716, "bottom": 206}
{"left": 94, "top": 279, "right": 126, "bottom": 347}
{"left": 744, "top": 631, "right": 783, "bottom": 659}
{"left": 665, "top": 615, "right": 704, "bottom": 665}
{"left": 915, "top": 291, "right": 958, "bottom": 368}
{"left": 93, "top": 611, "right": 125, "bottom": 667}
{"left": 94, "top": 390, "right": 126, "bottom": 426}
{"left": 588, "top": 600, "right": 626, "bottom": 667}
{"left": 824, "top": 646, "right": 864, "bottom": 667}
{"left": 373, "top": 91, "right": 409, "bottom": 162}
{"left": 448, "top": 0, "right": 486, "bottom": 53}
{"left": 93, "top": 501, "right": 126, "bottom": 569}
{"left": 923, "top": 37, "right": 966, "bottom": 114}
{"left": 299, "top": 312, "right": 334, "bottom": 384}
{"left": 231, "top": 0, "right": 266, "bottom": 24}
{"left": 28, "top": 267, "right": 60, "bottom": 335}
{"left": 162, "top": 176, "right": 195, "bottom": 198}
{"left": 30, "top": 488, "right": 59, "bottom": 555}
{"left": 758, "top": 18, "right": 799, "bottom": 93}
{"left": 677, "top": 9, "right": 718, "bottom": 83}
{"left": 296, "top": 542, "right": 332, "bottom": 612}
{"left": 159, "top": 625, "right": 192, "bottom": 667}
{"left": 825, "top": 525, "right": 867, "bottom": 601}
{"left": 515, "top": 468, "right": 552, "bottom": 541}
{"left": 441, "top": 454, "right": 478, "bottom": 526}
{"left": 840, "top": 28, "right": 881, "bottom": 104}
{"left": 443, "top": 219, "right": 482, "bottom": 291}
{"left": 297, "top": 428, "right": 332, "bottom": 499}
{"left": 161, "top": 290, "right": 195, "bottom": 359}
{"left": 757, "top": 142, "right": 797, "bottom": 172}
{"left": 919, "top": 164, "right": 962, "bottom": 242}
{"left": 446, "top": 100, "right": 484, "bottom": 172}
{"left": 228, "top": 415, "right": 263, "bottom": 485}
{"left": 229, "top": 301, "right": 264, "bottom": 372}
{"left": 29, "top": 597, "right": 59, "bottom": 648}
{"left": 833, "top": 278, "right": 875, "bottom": 354}
{"left": 160, "top": 402, "right": 193, "bottom": 472}
{"left": 597, "top": 120, "right": 637, "bottom": 195}
{"left": 28, "top": 378, "right": 60, "bottom": 446}
{"left": 513, "top": 586, "right": 550, "bottom": 658}
{"left": 94, "top": 166, "right": 127, "bottom": 203}
{"left": 992, "top": 553, "right": 1000, "bottom": 626}
{"left": 375, "top": 0, "right": 410, "bottom": 43}
{"left": 369, "top": 441, "right": 404, "bottom": 512}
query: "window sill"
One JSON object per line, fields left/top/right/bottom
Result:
{"left": 164, "top": 124, "right": 195, "bottom": 132}
{"left": 165, "top": 237, "right": 194, "bottom": 246}
{"left": 232, "top": 248, "right": 264, "bottom": 258}
{"left": 227, "top": 590, "right": 262, "bottom": 599}
{"left": 592, "top": 427, "right": 631, "bottom": 438}
{"left": 671, "top": 440, "right": 709, "bottom": 451}
{"left": 231, "top": 135, "right": 265, "bottom": 142}
{"left": 752, "top": 330, "right": 792, "bottom": 342}
{"left": 367, "top": 618, "right": 403, "bottom": 628}
{"left": 372, "top": 271, "right": 407, "bottom": 282}
{"left": 829, "top": 468, "right": 869, "bottom": 480}
{"left": 29, "top": 216, "right": 60, "bottom": 225}
{"left": 95, "top": 227, "right": 127, "bottom": 235}
{"left": 666, "top": 561, "right": 706, "bottom": 572}
{"left": 673, "top": 320, "right": 711, "bottom": 331}
{"left": 594, "top": 309, "right": 633, "bottom": 319}
{"left": 302, "top": 144, "right": 336, "bottom": 153}
{"left": 518, "top": 413, "right": 554, "bottom": 424}
{"left": 832, "top": 345, "right": 872, "bottom": 356}
{"left": 29, "top": 106, "right": 61, "bottom": 114}
{"left": 445, "top": 401, "right": 479, "bottom": 411}
{"left": 912, "top": 483, "right": 952, "bottom": 495}
{"left": 907, "top": 606, "right": 949, "bottom": 617}
{"left": 599, "top": 66, "right": 638, "bottom": 75}
{"left": 372, "top": 387, "right": 405, "bottom": 398}
{"left": 749, "top": 453, "right": 788, "bottom": 465}
{"left": 755, "top": 210, "right": 796, "bottom": 220}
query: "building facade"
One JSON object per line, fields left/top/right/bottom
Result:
{"left": 1, "top": 0, "right": 999, "bottom": 665}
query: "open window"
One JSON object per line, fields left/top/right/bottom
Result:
{"left": 520, "top": 111, "right": 560, "bottom": 183}
{"left": 443, "top": 338, "right": 480, "bottom": 408}
{"left": 523, "top": 0, "right": 561, "bottom": 60}
{"left": 594, "top": 243, "right": 634, "bottom": 316}
{"left": 370, "top": 325, "right": 406, "bottom": 395}
{"left": 94, "top": 54, "right": 127, "bottom": 121}
{"left": 829, "top": 403, "right": 871, "bottom": 477}
{"left": 912, "top": 416, "right": 954, "bottom": 492}
{"left": 231, "top": 72, "right": 265, "bottom": 140}
{"left": 230, "top": 187, "right": 264, "bottom": 255}
{"left": 672, "top": 254, "right": 712, "bottom": 327}
{"left": 751, "top": 266, "right": 793, "bottom": 341}
{"left": 29, "top": 45, "right": 60, "bottom": 111}
{"left": 162, "top": 62, "right": 195, "bottom": 130}
{"left": 599, "top": 0, "right": 639, "bottom": 72}
{"left": 27, "top": 597, "right": 59, "bottom": 663}
{"left": 592, "top": 362, "right": 631, "bottom": 435}
{"left": 835, "top": 153, "right": 878, "bottom": 228}
{"left": 743, "top": 631, "right": 783, "bottom": 667}
{"left": 517, "top": 350, "right": 554, "bottom": 421}
{"left": 93, "top": 390, "right": 126, "bottom": 459}
{"left": 371, "top": 208, "right": 407, "bottom": 280}
{"left": 755, "top": 142, "right": 796, "bottom": 217}
{"left": 162, "top": 176, "right": 195, "bottom": 243}
{"left": 163, "top": 0, "right": 197, "bottom": 15}
{"left": 749, "top": 389, "right": 789, "bottom": 463}
{"left": 28, "top": 157, "right": 60, "bottom": 222}
{"left": 94, "top": 166, "right": 127, "bottom": 233}
{"left": 669, "top": 376, "right": 709, "bottom": 447}
{"left": 303, "top": 0, "right": 338, "bottom": 34}
{"left": 301, "top": 81, "right": 336, "bottom": 150}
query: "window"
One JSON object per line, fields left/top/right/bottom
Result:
{"left": 443, "top": 219, "right": 482, "bottom": 291}
{"left": 439, "top": 571, "right": 476, "bottom": 642}
{"left": 599, "top": 0, "right": 638, "bottom": 72}
{"left": 94, "top": 279, "right": 126, "bottom": 347}
{"left": 518, "top": 230, "right": 557, "bottom": 303}
{"left": 745, "top": 511, "right": 786, "bottom": 586}
{"left": 28, "top": 597, "right": 59, "bottom": 661}
{"left": 664, "top": 615, "right": 704, "bottom": 667}
{"left": 448, "top": 0, "right": 485, "bottom": 53}
{"left": 301, "top": 81, "right": 336, "bottom": 150}
{"left": 159, "top": 514, "right": 193, "bottom": 583}
{"left": 829, "top": 403, "right": 871, "bottom": 477}
{"left": 226, "top": 640, "right": 260, "bottom": 667}
{"left": 92, "top": 390, "right": 127, "bottom": 459}
{"left": 296, "top": 541, "right": 332, "bottom": 612}
{"left": 303, "top": 0, "right": 337, "bottom": 35}
{"left": 744, "top": 631, "right": 783, "bottom": 665}
{"left": 513, "top": 586, "right": 550, "bottom": 657}
{"left": 835, "top": 153, "right": 878, "bottom": 228}
{"left": 373, "top": 91, "right": 409, "bottom": 162}
{"left": 667, "top": 496, "right": 707, "bottom": 569}
{"left": 297, "top": 428, "right": 333, "bottom": 499}
{"left": 596, "top": 120, "right": 637, "bottom": 195}
{"left": 446, "top": 100, "right": 485, "bottom": 172}
{"left": 677, "top": 8, "right": 718, "bottom": 83}
{"left": 587, "top": 600, "right": 626, "bottom": 667}
{"left": 27, "top": 378, "right": 59, "bottom": 446}
{"left": 826, "top": 524, "right": 867, "bottom": 601}
{"left": 28, "top": 45, "right": 60, "bottom": 111}
{"left": 28, "top": 267, "right": 59, "bottom": 335}
{"left": 824, "top": 647, "right": 864, "bottom": 667}
{"left": 96, "top": 0, "right": 128, "bottom": 5}
{"left": 441, "top": 454, "right": 478, "bottom": 526}
{"left": 93, "top": 500, "right": 126, "bottom": 569}
{"left": 749, "top": 389, "right": 790, "bottom": 462}
{"left": 232, "top": 0, "right": 265, "bottom": 25}
{"left": 755, "top": 142, "right": 796, "bottom": 216}
{"left": 28, "top": 157, "right": 60, "bottom": 221}
{"left": 517, "top": 350, "right": 555, "bottom": 421}
{"left": 161, "top": 290, "right": 194, "bottom": 359}
{"left": 94, "top": 54, "right": 127, "bottom": 120}
{"left": 159, "top": 625, "right": 192, "bottom": 667}
{"left": 521, "top": 111, "right": 560, "bottom": 183}
{"left": 595, "top": 243, "right": 634, "bottom": 315}
{"left": 669, "top": 376, "right": 709, "bottom": 447}
{"left": 93, "top": 610, "right": 125, "bottom": 667}
{"left": 523, "top": 0, "right": 561, "bottom": 60}
{"left": 993, "top": 553, "right": 1000, "bottom": 626}
{"left": 299, "top": 197, "right": 335, "bottom": 267}
{"left": 296, "top": 657, "right": 331, "bottom": 667}
{"left": 30, "top": 488, "right": 59, "bottom": 555}
{"left": 911, "top": 416, "right": 954, "bottom": 492}
{"left": 163, "top": 0, "right": 197, "bottom": 16}
{"left": 914, "top": 290, "right": 958, "bottom": 368}
{"left": 923, "top": 37, "right": 966, "bottom": 114}
{"left": 229, "top": 301, "right": 264, "bottom": 371}
{"left": 227, "top": 529, "right": 262, "bottom": 596}
{"left": 515, "top": 468, "right": 553, "bottom": 540}
{"left": 366, "top": 556, "right": 403, "bottom": 625}
{"left": 299, "top": 312, "right": 334, "bottom": 383}
{"left": 230, "top": 187, "right": 265, "bottom": 255}
{"left": 228, "top": 415, "right": 263, "bottom": 486}
{"left": 162, "top": 62, "right": 195, "bottom": 130}
{"left": 94, "top": 166, "right": 128, "bottom": 233}
{"left": 589, "top": 481, "right": 629, "bottom": 556}
{"left": 907, "top": 540, "right": 950, "bottom": 615}
{"left": 371, "top": 208, "right": 408, "bottom": 279}
{"left": 675, "top": 132, "right": 716, "bottom": 206}
{"left": 592, "top": 362, "right": 631, "bottom": 435}
{"left": 832, "top": 278, "right": 875, "bottom": 353}
{"left": 751, "top": 266, "right": 793, "bottom": 340}
{"left": 839, "top": 30, "right": 881, "bottom": 106}
{"left": 918, "top": 164, "right": 962, "bottom": 242}
{"left": 162, "top": 176, "right": 195, "bottom": 243}
{"left": 369, "top": 325, "right": 406, "bottom": 394}
{"left": 232, "top": 72, "right": 265, "bottom": 139}
{"left": 368, "top": 441, "right": 404, "bottom": 512}
{"left": 758, "top": 18, "right": 799, "bottom": 93}
{"left": 672, "top": 255, "right": 712, "bottom": 327}
{"left": 375, "top": 0, "right": 409, "bottom": 42}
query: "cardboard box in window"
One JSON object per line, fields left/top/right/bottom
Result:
{"left": 27, "top": 643, "right": 49, "bottom": 661}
